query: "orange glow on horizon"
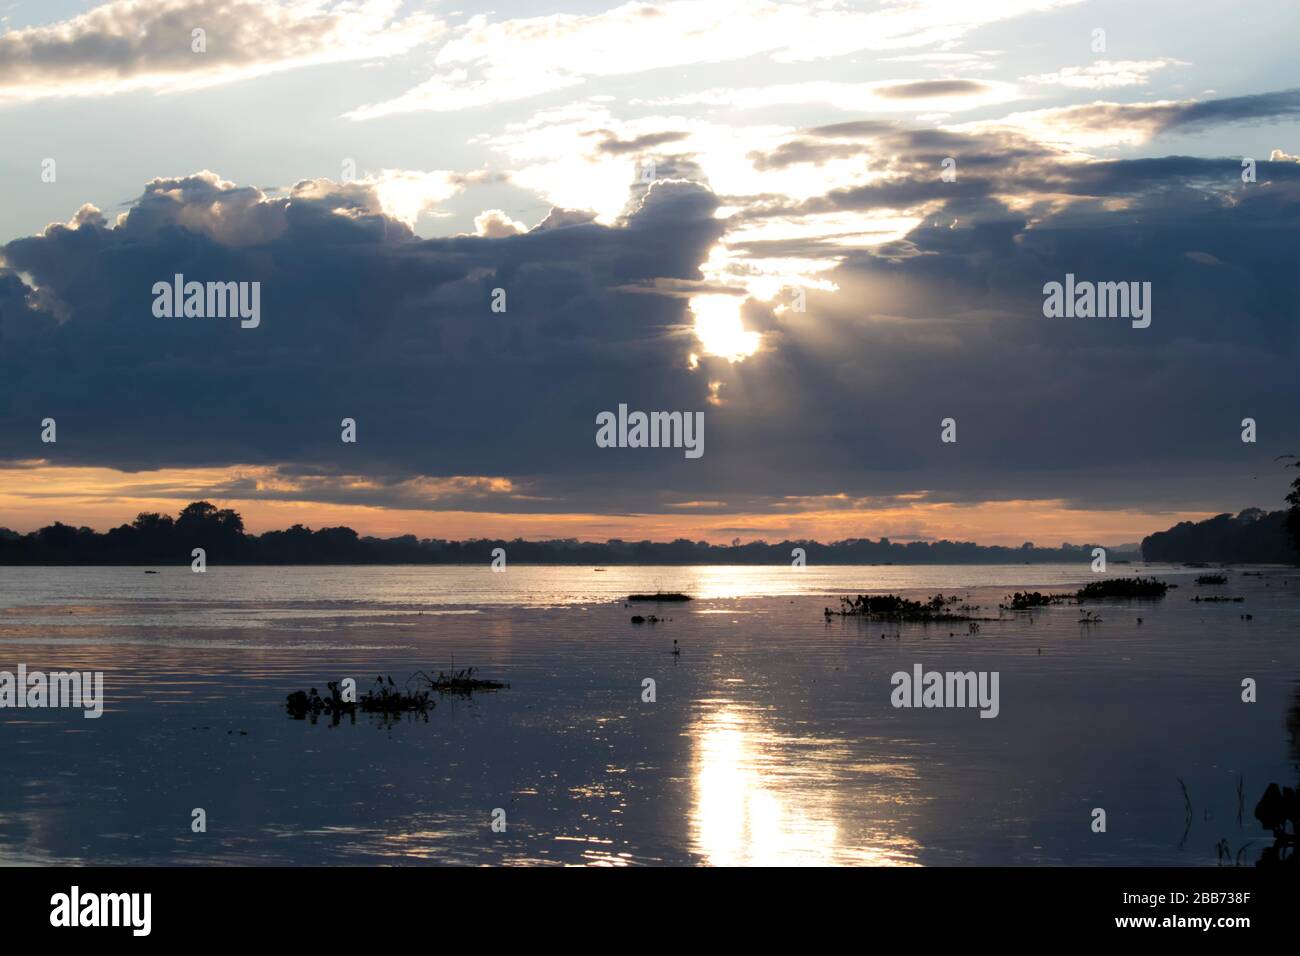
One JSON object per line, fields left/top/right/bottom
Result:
{"left": 0, "top": 463, "right": 1214, "bottom": 548}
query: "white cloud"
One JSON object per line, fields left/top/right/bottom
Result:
{"left": 347, "top": 0, "right": 1083, "bottom": 118}
{"left": 361, "top": 170, "right": 466, "bottom": 227}
{"left": 0, "top": 0, "right": 441, "bottom": 103}
{"left": 642, "top": 78, "right": 1024, "bottom": 113}
{"left": 1021, "top": 59, "right": 1188, "bottom": 90}
{"left": 487, "top": 102, "right": 875, "bottom": 223}
{"left": 471, "top": 209, "right": 529, "bottom": 237}
{"left": 486, "top": 102, "right": 927, "bottom": 303}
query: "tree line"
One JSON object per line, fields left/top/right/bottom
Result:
{"left": 1, "top": 501, "right": 1134, "bottom": 566}
{"left": 4, "top": 464, "right": 1298, "bottom": 566}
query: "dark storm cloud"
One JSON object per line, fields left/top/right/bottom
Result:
{"left": 0, "top": 171, "right": 730, "bottom": 513}
{"left": 742, "top": 121, "right": 1300, "bottom": 221}
{"left": 697, "top": 157, "right": 1300, "bottom": 513}
{"left": 2, "top": 123, "right": 1299, "bottom": 518}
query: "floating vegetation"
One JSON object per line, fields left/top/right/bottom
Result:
{"left": 410, "top": 667, "right": 509, "bottom": 695}
{"left": 630, "top": 614, "right": 662, "bottom": 624}
{"left": 1196, "top": 574, "right": 1228, "bottom": 585}
{"left": 1078, "top": 609, "right": 1103, "bottom": 624}
{"left": 1191, "top": 595, "right": 1244, "bottom": 603}
{"left": 285, "top": 677, "right": 433, "bottom": 725}
{"left": 1076, "top": 577, "right": 1169, "bottom": 601}
{"left": 627, "top": 592, "right": 692, "bottom": 602}
{"left": 1000, "top": 590, "right": 1070, "bottom": 610}
{"left": 825, "top": 593, "right": 975, "bottom": 622}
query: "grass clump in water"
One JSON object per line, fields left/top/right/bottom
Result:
{"left": 1076, "top": 577, "right": 1169, "bottom": 601}
{"left": 286, "top": 677, "right": 433, "bottom": 723}
{"left": 1000, "top": 591, "right": 1070, "bottom": 610}
{"left": 825, "top": 593, "right": 973, "bottom": 621}
{"left": 411, "top": 667, "right": 509, "bottom": 695}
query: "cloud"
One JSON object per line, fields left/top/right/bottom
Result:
{"left": 346, "top": 0, "right": 1082, "bottom": 118}
{"left": 481, "top": 90, "right": 1300, "bottom": 304}
{"left": 958, "top": 88, "right": 1300, "bottom": 149}
{"left": 51, "top": 168, "right": 469, "bottom": 245}
{"left": 875, "top": 80, "right": 994, "bottom": 99}
{"left": 4, "top": 94, "right": 1299, "bottom": 522}
{"left": 1021, "top": 59, "right": 1187, "bottom": 90}
{"left": 354, "top": 170, "right": 471, "bottom": 227}
{"left": 471, "top": 210, "right": 529, "bottom": 238}
{"left": 0, "top": 171, "right": 732, "bottom": 507}
{"left": 641, "top": 78, "right": 1023, "bottom": 113}
{"left": 0, "top": 0, "right": 441, "bottom": 103}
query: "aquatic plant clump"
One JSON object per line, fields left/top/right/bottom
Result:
{"left": 411, "top": 667, "right": 509, "bottom": 695}
{"left": 1000, "top": 591, "right": 1070, "bottom": 610}
{"left": 826, "top": 593, "right": 974, "bottom": 622}
{"left": 627, "top": 592, "right": 692, "bottom": 602}
{"left": 285, "top": 678, "right": 433, "bottom": 721}
{"left": 1075, "top": 577, "right": 1170, "bottom": 601}
{"left": 1195, "top": 574, "right": 1229, "bottom": 585}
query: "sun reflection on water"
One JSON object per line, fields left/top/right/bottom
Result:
{"left": 689, "top": 701, "right": 918, "bottom": 866}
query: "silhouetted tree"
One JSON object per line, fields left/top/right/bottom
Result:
{"left": 1286, "top": 459, "right": 1300, "bottom": 557}
{"left": 1141, "top": 509, "right": 1297, "bottom": 563}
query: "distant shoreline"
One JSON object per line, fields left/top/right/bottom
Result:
{"left": 11, "top": 560, "right": 1299, "bottom": 569}
{"left": 3, "top": 501, "right": 1295, "bottom": 567}
{"left": 0, "top": 556, "right": 1147, "bottom": 568}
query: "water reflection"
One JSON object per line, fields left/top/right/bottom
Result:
{"left": 688, "top": 700, "right": 917, "bottom": 866}
{"left": 2, "top": 566, "right": 1296, "bottom": 866}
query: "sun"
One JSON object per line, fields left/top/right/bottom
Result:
{"left": 688, "top": 294, "right": 760, "bottom": 362}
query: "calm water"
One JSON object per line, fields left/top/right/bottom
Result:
{"left": 0, "top": 563, "right": 1297, "bottom": 866}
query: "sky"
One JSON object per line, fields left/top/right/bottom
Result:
{"left": 1, "top": 0, "right": 1298, "bottom": 546}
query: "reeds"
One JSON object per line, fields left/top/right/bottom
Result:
{"left": 410, "top": 667, "right": 509, "bottom": 695}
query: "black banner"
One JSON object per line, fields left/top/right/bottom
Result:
{"left": 0, "top": 866, "right": 1283, "bottom": 941}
